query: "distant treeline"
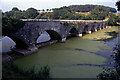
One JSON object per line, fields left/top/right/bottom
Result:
{"left": 2, "top": 5, "right": 120, "bottom": 26}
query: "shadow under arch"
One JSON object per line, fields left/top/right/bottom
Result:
{"left": 91, "top": 25, "right": 96, "bottom": 32}
{"left": 82, "top": 25, "right": 89, "bottom": 34}
{"left": 9, "top": 36, "right": 29, "bottom": 49}
{"left": 69, "top": 28, "right": 79, "bottom": 37}
{"left": 46, "top": 30, "right": 62, "bottom": 41}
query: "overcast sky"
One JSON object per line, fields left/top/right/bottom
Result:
{"left": 1, "top": 0, "right": 118, "bottom": 12}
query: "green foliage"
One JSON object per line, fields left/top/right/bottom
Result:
{"left": 3, "top": 7, "right": 24, "bottom": 19}
{"left": 13, "top": 11, "right": 24, "bottom": 19}
{"left": 69, "top": 5, "right": 97, "bottom": 12}
{"left": 3, "top": 7, "right": 39, "bottom": 19}
{"left": 76, "top": 23, "right": 78, "bottom": 29}
{"left": 3, "top": 11, "right": 24, "bottom": 19}
{"left": 23, "top": 8, "right": 39, "bottom": 19}
{"left": 69, "top": 5, "right": 117, "bottom": 13}
{"left": 12, "top": 7, "right": 19, "bottom": 11}
{"left": 63, "top": 22, "right": 69, "bottom": 26}
{"left": 106, "top": 13, "right": 119, "bottom": 26}
{"left": 53, "top": 6, "right": 72, "bottom": 19}
{"left": 88, "top": 5, "right": 109, "bottom": 20}
{"left": 2, "top": 62, "right": 50, "bottom": 79}
{"left": 116, "top": 1, "right": 120, "bottom": 11}
{"left": 40, "top": 13, "right": 53, "bottom": 19}
{"left": 2, "top": 5, "right": 118, "bottom": 26}
{"left": 2, "top": 17, "right": 25, "bottom": 36}
{"left": 52, "top": 5, "right": 117, "bottom": 21}
{"left": 74, "top": 14, "right": 85, "bottom": 20}
{"left": 3, "top": 11, "right": 14, "bottom": 18}
{"left": 36, "top": 14, "right": 42, "bottom": 19}
{"left": 63, "top": 12, "right": 75, "bottom": 19}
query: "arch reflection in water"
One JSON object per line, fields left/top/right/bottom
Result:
{"left": 36, "top": 31, "right": 50, "bottom": 43}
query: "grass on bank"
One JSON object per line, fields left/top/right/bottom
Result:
{"left": 82, "top": 26, "right": 119, "bottom": 40}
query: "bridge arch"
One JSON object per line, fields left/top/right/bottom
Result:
{"left": 35, "top": 29, "right": 62, "bottom": 44}
{"left": 83, "top": 25, "right": 89, "bottom": 34}
{"left": 46, "top": 30, "right": 62, "bottom": 41}
{"left": 91, "top": 24, "right": 98, "bottom": 32}
{"left": 69, "top": 27, "right": 79, "bottom": 37}
{"left": 9, "top": 36, "right": 29, "bottom": 49}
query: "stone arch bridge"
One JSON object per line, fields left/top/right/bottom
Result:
{"left": 11, "top": 19, "right": 106, "bottom": 50}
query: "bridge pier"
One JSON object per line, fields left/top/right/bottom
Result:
{"left": 28, "top": 46, "right": 38, "bottom": 52}
{"left": 95, "top": 29, "right": 97, "bottom": 32}
{"left": 92, "top": 28, "right": 97, "bottom": 32}
{"left": 106, "top": 26, "right": 109, "bottom": 28}
{"left": 101, "top": 26, "right": 104, "bottom": 29}
{"left": 13, "top": 46, "right": 38, "bottom": 56}
{"left": 76, "top": 34, "right": 82, "bottom": 37}
{"left": 104, "top": 26, "right": 107, "bottom": 28}
{"left": 60, "top": 38, "right": 66, "bottom": 42}
{"left": 86, "top": 31, "right": 92, "bottom": 34}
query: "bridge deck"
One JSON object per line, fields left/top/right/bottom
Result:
{"left": 21, "top": 19, "right": 105, "bottom": 22}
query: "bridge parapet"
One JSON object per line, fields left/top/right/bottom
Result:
{"left": 21, "top": 19, "right": 105, "bottom": 23}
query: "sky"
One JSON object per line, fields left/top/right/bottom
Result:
{"left": 1, "top": 0, "right": 119, "bottom": 12}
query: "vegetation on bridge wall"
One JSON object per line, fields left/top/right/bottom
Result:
{"left": 2, "top": 17, "right": 25, "bottom": 36}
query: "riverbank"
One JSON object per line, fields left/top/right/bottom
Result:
{"left": 82, "top": 26, "right": 119, "bottom": 41}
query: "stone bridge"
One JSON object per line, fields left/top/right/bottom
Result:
{"left": 11, "top": 19, "right": 106, "bottom": 49}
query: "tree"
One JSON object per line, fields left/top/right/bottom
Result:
{"left": 49, "top": 9, "right": 52, "bottom": 11}
{"left": 106, "top": 13, "right": 119, "bottom": 26}
{"left": 3, "top": 11, "right": 14, "bottom": 18}
{"left": 36, "top": 14, "right": 42, "bottom": 19}
{"left": 63, "top": 12, "right": 75, "bottom": 19}
{"left": 52, "top": 10, "right": 59, "bottom": 19}
{"left": 74, "top": 14, "right": 85, "bottom": 20}
{"left": 23, "top": 8, "right": 39, "bottom": 19}
{"left": 46, "top": 9, "right": 49, "bottom": 12}
{"left": 12, "top": 7, "right": 19, "bottom": 11}
{"left": 42, "top": 9, "right": 45, "bottom": 12}
{"left": 41, "top": 13, "right": 53, "bottom": 19}
{"left": 52, "top": 7, "right": 72, "bottom": 19}
{"left": 2, "top": 17, "right": 25, "bottom": 36}
{"left": 116, "top": 1, "right": 120, "bottom": 11}
{"left": 13, "top": 11, "right": 24, "bottom": 19}
{"left": 3, "top": 7, "right": 24, "bottom": 19}
{"left": 90, "top": 5, "right": 109, "bottom": 20}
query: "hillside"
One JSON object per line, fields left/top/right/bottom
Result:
{"left": 69, "top": 5, "right": 117, "bottom": 13}
{"left": 3, "top": 4, "right": 120, "bottom": 26}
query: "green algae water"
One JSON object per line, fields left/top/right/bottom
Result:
{"left": 13, "top": 38, "right": 111, "bottom": 78}
{"left": 4, "top": 26, "right": 119, "bottom": 78}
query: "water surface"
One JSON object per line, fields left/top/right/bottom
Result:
{"left": 13, "top": 38, "right": 112, "bottom": 78}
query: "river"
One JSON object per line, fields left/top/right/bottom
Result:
{"left": 2, "top": 27, "right": 120, "bottom": 78}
